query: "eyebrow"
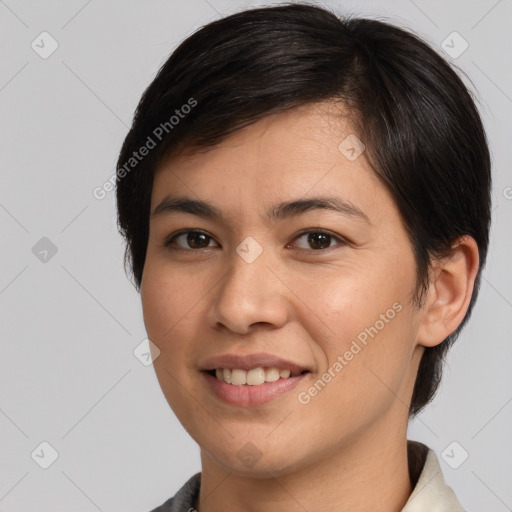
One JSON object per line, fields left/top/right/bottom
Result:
{"left": 151, "top": 194, "right": 371, "bottom": 224}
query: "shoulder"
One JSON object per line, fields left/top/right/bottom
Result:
{"left": 403, "top": 441, "right": 466, "bottom": 512}
{"left": 147, "top": 472, "right": 201, "bottom": 512}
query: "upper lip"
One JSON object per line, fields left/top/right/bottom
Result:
{"left": 200, "top": 352, "right": 310, "bottom": 374}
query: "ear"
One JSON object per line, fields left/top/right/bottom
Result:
{"left": 417, "top": 236, "right": 480, "bottom": 348}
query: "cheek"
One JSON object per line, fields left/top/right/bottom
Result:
{"left": 289, "top": 254, "right": 418, "bottom": 408}
{"left": 287, "top": 253, "right": 413, "bottom": 346}
{"left": 140, "top": 263, "right": 208, "bottom": 432}
{"left": 294, "top": 307, "right": 417, "bottom": 440}
{"left": 140, "top": 261, "right": 199, "bottom": 359}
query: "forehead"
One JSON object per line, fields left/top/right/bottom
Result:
{"left": 151, "top": 102, "right": 394, "bottom": 223}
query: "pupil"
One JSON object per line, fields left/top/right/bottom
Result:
{"left": 188, "top": 232, "right": 208, "bottom": 248}
{"left": 308, "top": 232, "right": 330, "bottom": 250}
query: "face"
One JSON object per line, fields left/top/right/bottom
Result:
{"left": 141, "top": 102, "right": 425, "bottom": 477}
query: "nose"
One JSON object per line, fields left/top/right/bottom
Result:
{"left": 206, "top": 246, "right": 289, "bottom": 335}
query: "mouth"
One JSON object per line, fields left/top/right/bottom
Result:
{"left": 200, "top": 352, "right": 312, "bottom": 407}
{"left": 205, "top": 367, "right": 310, "bottom": 385}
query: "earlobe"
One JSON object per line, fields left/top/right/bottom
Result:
{"left": 417, "top": 236, "right": 480, "bottom": 348}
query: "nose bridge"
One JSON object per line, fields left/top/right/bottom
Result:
{"left": 208, "top": 236, "right": 288, "bottom": 333}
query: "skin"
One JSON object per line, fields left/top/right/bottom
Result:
{"left": 141, "top": 101, "right": 479, "bottom": 512}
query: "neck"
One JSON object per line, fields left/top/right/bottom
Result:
{"left": 196, "top": 413, "right": 413, "bottom": 512}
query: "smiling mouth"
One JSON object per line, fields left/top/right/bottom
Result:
{"left": 206, "top": 367, "right": 310, "bottom": 385}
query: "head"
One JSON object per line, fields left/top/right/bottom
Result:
{"left": 116, "top": 3, "right": 491, "bottom": 474}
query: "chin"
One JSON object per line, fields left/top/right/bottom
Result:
{"left": 200, "top": 433, "right": 310, "bottom": 478}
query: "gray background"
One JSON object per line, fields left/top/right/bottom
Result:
{"left": 0, "top": 0, "right": 511, "bottom": 510}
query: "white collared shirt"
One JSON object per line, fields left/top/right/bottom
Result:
{"left": 402, "top": 447, "right": 466, "bottom": 511}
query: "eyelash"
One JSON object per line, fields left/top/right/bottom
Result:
{"left": 163, "top": 228, "right": 347, "bottom": 254}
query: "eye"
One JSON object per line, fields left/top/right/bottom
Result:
{"left": 164, "top": 228, "right": 346, "bottom": 253}
{"left": 289, "top": 229, "right": 346, "bottom": 252}
{"left": 164, "top": 229, "right": 219, "bottom": 250}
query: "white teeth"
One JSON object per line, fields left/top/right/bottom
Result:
{"left": 247, "top": 367, "right": 265, "bottom": 385}
{"left": 213, "top": 367, "right": 303, "bottom": 385}
{"left": 231, "top": 369, "right": 247, "bottom": 386}
{"left": 265, "top": 368, "right": 280, "bottom": 382}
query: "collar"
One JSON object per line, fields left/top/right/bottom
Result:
{"left": 401, "top": 441, "right": 466, "bottom": 511}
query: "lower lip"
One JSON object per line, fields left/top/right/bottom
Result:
{"left": 202, "top": 371, "right": 308, "bottom": 407}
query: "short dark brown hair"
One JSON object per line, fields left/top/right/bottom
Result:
{"left": 116, "top": 3, "right": 492, "bottom": 416}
